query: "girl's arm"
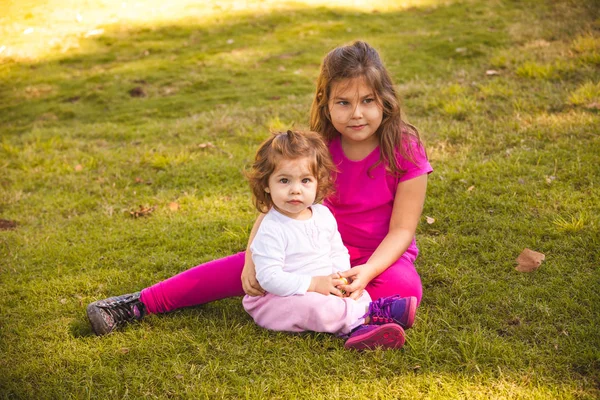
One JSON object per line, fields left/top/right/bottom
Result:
{"left": 340, "top": 174, "right": 428, "bottom": 299}
{"left": 241, "top": 213, "right": 266, "bottom": 296}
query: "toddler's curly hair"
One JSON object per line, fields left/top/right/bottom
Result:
{"left": 247, "top": 130, "right": 335, "bottom": 213}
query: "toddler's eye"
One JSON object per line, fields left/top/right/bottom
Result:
{"left": 279, "top": 178, "right": 288, "bottom": 184}
{"left": 302, "top": 178, "right": 313, "bottom": 184}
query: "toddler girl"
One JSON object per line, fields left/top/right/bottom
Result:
{"left": 241, "top": 130, "right": 416, "bottom": 350}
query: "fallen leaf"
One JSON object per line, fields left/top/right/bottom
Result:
{"left": 0, "top": 219, "right": 17, "bottom": 230}
{"left": 119, "top": 348, "right": 130, "bottom": 354}
{"left": 75, "top": 164, "right": 83, "bottom": 172}
{"left": 175, "top": 374, "right": 184, "bottom": 380}
{"left": 425, "top": 216, "right": 435, "bottom": 224}
{"left": 455, "top": 47, "right": 467, "bottom": 53}
{"left": 467, "top": 185, "right": 475, "bottom": 191}
{"left": 545, "top": 175, "right": 556, "bottom": 184}
{"left": 515, "top": 248, "right": 545, "bottom": 272}
{"left": 486, "top": 70, "right": 500, "bottom": 76}
{"left": 130, "top": 205, "right": 155, "bottom": 218}
{"left": 585, "top": 102, "right": 600, "bottom": 110}
{"left": 226, "top": 39, "right": 234, "bottom": 44}
{"left": 198, "top": 142, "right": 215, "bottom": 149}
{"left": 168, "top": 202, "right": 180, "bottom": 211}
{"left": 129, "top": 87, "right": 146, "bottom": 97}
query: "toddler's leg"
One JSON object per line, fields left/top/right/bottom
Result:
{"left": 364, "top": 255, "right": 423, "bottom": 305}
{"left": 141, "top": 252, "right": 246, "bottom": 314}
{"left": 243, "top": 292, "right": 371, "bottom": 335}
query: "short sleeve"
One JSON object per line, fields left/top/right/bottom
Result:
{"left": 397, "top": 137, "right": 433, "bottom": 182}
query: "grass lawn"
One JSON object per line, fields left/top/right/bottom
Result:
{"left": 1, "top": 0, "right": 599, "bottom": 398}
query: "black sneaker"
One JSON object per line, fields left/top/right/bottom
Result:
{"left": 86, "top": 292, "right": 147, "bottom": 336}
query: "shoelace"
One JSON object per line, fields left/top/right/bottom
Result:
{"left": 362, "top": 295, "right": 401, "bottom": 324}
{"left": 98, "top": 298, "right": 143, "bottom": 326}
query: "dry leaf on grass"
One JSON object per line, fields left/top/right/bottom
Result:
{"left": 74, "top": 164, "right": 83, "bottom": 172}
{"left": 425, "top": 216, "right": 436, "bottom": 224}
{"left": 0, "top": 219, "right": 17, "bottom": 230}
{"left": 197, "top": 142, "right": 233, "bottom": 159}
{"left": 168, "top": 202, "right": 180, "bottom": 211}
{"left": 515, "top": 248, "right": 545, "bottom": 272}
{"left": 129, "top": 87, "right": 146, "bottom": 97}
{"left": 129, "top": 205, "right": 155, "bottom": 218}
{"left": 486, "top": 70, "right": 500, "bottom": 76}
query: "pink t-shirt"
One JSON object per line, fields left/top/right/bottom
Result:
{"left": 323, "top": 136, "right": 433, "bottom": 264}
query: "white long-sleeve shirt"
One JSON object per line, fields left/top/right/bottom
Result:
{"left": 251, "top": 204, "right": 351, "bottom": 297}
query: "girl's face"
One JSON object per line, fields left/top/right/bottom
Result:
{"left": 328, "top": 77, "right": 383, "bottom": 153}
{"left": 265, "top": 156, "right": 317, "bottom": 220}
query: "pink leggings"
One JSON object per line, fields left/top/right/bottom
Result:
{"left": 140, "top": 252, "right": 422, "bottom": 314}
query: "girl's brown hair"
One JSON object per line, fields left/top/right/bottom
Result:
{"left": 247, "top": 130, "right": 335, "bottom": 213}
{"left": 310, "top": 40, "right": 422, "bottom": 176}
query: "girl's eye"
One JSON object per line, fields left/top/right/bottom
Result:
{"left": 302, "top": 178, "right": 313, "bottom": 184}
{"left": 279, "top": 178, "right": 288, "bottom": 184}
{"left": 364, "top": 98, "right": 375, "bottom": 104}
{"left": 337, "top": 101, "right": 349, "bottom": 106}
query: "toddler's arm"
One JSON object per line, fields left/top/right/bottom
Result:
{"left": 252, "top": 222, "right": 312, "bottom": 296}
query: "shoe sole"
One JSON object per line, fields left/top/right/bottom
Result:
{"left": 403, "top": 296, "right": 418, "bottom": 329}
{"left": 344, "top": 324, "right": 406, "bottom": 351}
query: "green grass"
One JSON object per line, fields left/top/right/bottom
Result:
{"left": 1, "top": 0, "right": 599, "bottom": 398}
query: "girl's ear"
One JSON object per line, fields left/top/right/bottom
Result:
{"left": 264, "top": 187, "right": 270, "bottom": 193}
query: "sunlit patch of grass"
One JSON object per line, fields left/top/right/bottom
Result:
{"left": 516, "top": 61, "right": 558, "bottom": 80}
{"left": 0, "top": 0, "right": 450, "bottom": 61}
{"left": 572, "top": 33, "right": 600, "bottom": 65}
{"left": 552, "top": 214, "right": 586, "bottom": 233}
{"left": 441, "top": 97, "right": 477, "bottom": 120}
{"left": 568, "top": 81, "right": 600, "bottom": 106}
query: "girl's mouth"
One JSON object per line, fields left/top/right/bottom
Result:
{"left": 349, "top": 124, "right": 366, "bottom": 130}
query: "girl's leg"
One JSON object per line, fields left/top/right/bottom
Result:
{"left": 364, "top": 255, "right": 423, "bottom": 305}
{"left": 242, "top": 292, "right": 371, "bottom": 335}
{"left": 141, "top": 251, "right": 246, "bottom": 314}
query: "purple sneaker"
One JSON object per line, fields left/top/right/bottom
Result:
{"left": 363, "top": 295, "right": 417, "bottom": 329}
{"left": 344, "top": 323, "right": 406, "bottom": 351}
{"left": 86, "top": 292, "right": 147, "bottom": 336}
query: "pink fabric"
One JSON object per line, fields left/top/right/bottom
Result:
{"left": 141, "top": 252, "right": 245, "bottom": 314}
{"left": 324, "top": 136, "right": 433, "bottom": 262}
{"left": 362, "top": 254, "right": 423, "bottom": 304}
{"left": 141, "top": 136, "right": 432, "bottom": 315}
{"left": 242, "top": 292, "right": 371, "bottom": 335}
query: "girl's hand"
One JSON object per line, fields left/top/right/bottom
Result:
{"left": 339, "top": 264, "right": 377, "bottom": 300}
{"left": 241, "top": 259, "right": 265, "bottom": 297}
{"left": 309, "top": 274, "right": 346, "bottom": 297}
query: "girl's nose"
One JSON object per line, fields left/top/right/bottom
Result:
{"left": 351, "top": 104, "right": 363, "bottom": 118}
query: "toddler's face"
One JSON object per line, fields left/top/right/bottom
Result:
{"left": 265, "top": 157, "right": 317, "bottom": 220}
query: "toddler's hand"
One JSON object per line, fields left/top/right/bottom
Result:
{"left": 309, "top": 274, "right": 345, "bottom": 297}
